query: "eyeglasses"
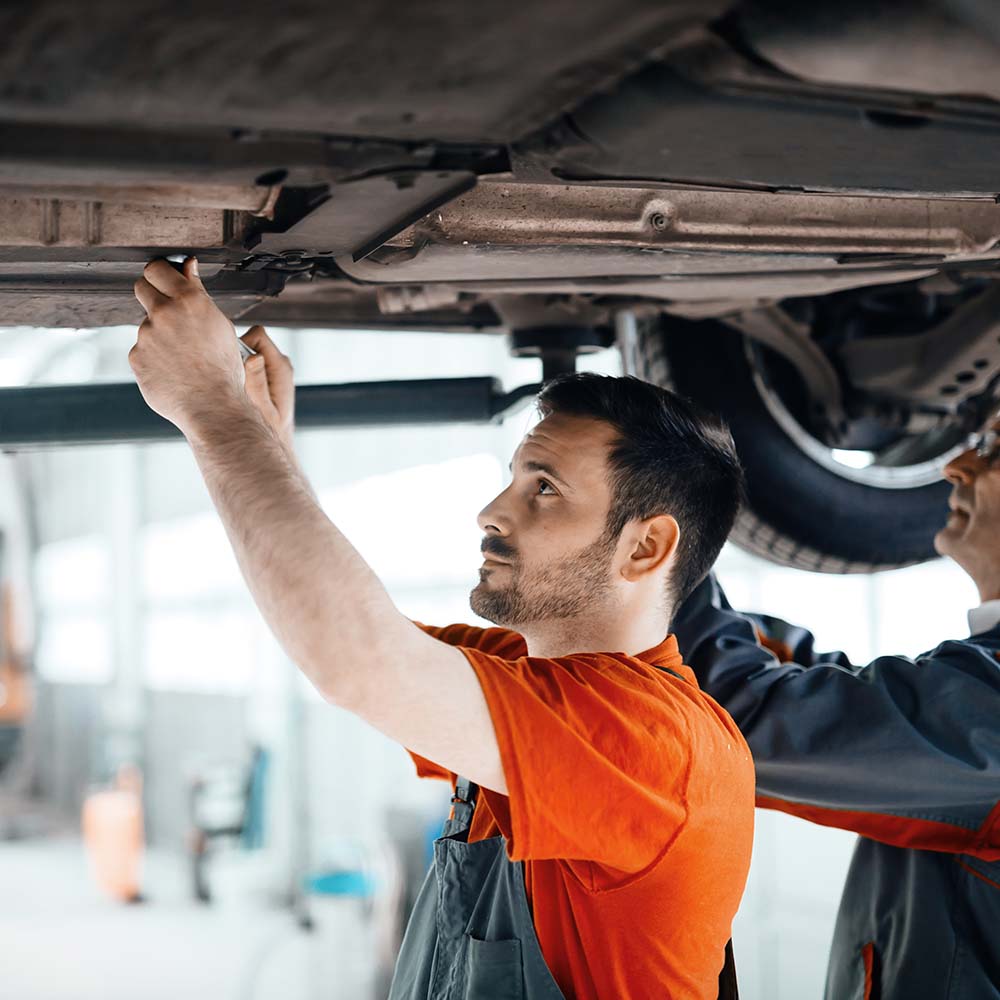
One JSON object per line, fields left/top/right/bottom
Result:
{"left": 968, "top": 412, "right": 1000, "bottom": 467}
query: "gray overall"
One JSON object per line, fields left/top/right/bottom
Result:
{"left": 388, "top": 777, "right": 566, "bottom": 999}
{"left": 388, "top": 776, "right": 739, "bottom": 1000}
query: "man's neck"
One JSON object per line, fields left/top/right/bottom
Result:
{"left": 970, "top": 566, "right": 1000, "bottom": 604}
{"left": 519, "top": 610, "right": 670, "bottom": 660}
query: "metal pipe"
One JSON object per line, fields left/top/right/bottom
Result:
{"left": 0, "top": 378, "right": 541, "bottom": 448}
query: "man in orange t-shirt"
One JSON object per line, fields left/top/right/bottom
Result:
{"left": 129, "top": 257, "right": 754, "bottom": 999}
{"left": 408, "top": 622, "right": 753, "bottom": 1000}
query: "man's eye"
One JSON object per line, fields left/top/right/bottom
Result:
{"left": 537, "top": 479, "right": 556, "bottom": 495}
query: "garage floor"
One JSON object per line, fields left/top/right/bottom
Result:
{"left": 0, "top": 835, "right": 379, "bottom": 1000}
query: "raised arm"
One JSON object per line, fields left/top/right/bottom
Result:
{"left": 672, "top": 574, "right": 1000, "bottom": 859}
{"left": 129, "top": 259, "right": 507, "bottom": 794}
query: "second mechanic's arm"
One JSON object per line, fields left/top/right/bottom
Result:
{"left": 673, "top": 574, "right": 1000, "bottom": 858}
{"left": 129, "top": 259, "right": 506, "bottom": 793}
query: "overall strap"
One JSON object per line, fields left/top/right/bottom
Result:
{"left": 654, "top": 663, "right": 690, "bottom": 684}
{"left": 718, "top": 939, "right": 739, "bottom": 1000}
{"left": 451, "top": 776, "right": 479, "bottom": 833}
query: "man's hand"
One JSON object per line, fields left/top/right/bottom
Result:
{"left": 240, "top": 326, "right": 295, "bottom": 450}
{"left": 130, "top": 258, "right": 249, "bottom": 437}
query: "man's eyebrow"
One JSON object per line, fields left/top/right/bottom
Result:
{"left": 509, "top": 458, "right": 570, "bottom": 487}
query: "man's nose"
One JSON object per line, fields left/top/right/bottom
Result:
{"left": 943, "top": 447, "right": 983, "bottom": 487}
{"left": 477, "top": 489, "right": 512, "bottom": 535}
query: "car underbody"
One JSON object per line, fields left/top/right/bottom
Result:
{"left": 3, "top": 0, "right": 1000, "bottom": 570}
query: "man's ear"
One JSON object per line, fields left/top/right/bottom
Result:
{"left": 620, "top": 515, "right": 680, "bottom": 582}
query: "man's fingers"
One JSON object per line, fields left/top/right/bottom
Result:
{"left": 241, "top": 325, "right": 285, "bottom": 363}
{"left": 143, "top": 258, "right": 194, "bottom": 296}
{"left": 245, "top": 353, "right": 268, "bottom": 386}
{"left": 244, "top": 353, "right": 276, "bottom": 414}
{"left": 182, "top": 256, "right": 203, "bottom": 286}
{"left": 133, "top": 277, "right": 169, "bottom": 315}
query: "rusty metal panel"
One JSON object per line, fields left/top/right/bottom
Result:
{"left": 0, "top": 197, "right": 243, "bottom": 248}
{"left": 386, "top": 181, "right": 1000, "bottom": 257}
{"left": 0, "top": 183, "right": 281, "bottom": 214}
{"left": 0, "top": 264, "right": 284, "bottom": 327}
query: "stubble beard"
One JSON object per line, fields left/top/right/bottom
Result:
{"left": 470, "top": 532, "right": 617, "bottom": 628}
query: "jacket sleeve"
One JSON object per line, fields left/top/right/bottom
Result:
{"left": 672, "top": 574, "right": 1000, "bottom": 860}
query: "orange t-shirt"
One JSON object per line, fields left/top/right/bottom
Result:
{"left": 411, "top": 623, "right": 755, "bottom": 1000}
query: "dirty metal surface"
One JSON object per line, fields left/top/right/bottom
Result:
{"left": 0, "top": 264, "right": 284, "bottom": 328}
{"left": 385, "top": 181, "right": 1000, "bottom": 257}
{"left": 0, "top": 0, "right": 724, "bottom": 144}
{"left": 738, "top": 0, "right": 1000, "bottom": 102}
{"left": 515, "top": 39, "right": 1000, "bottom": 196}
{"left": 0, "top": 182, "right": 282, "bottom": 214}
{"left": 0, "top": 197, "right": 250, "bottom": 249}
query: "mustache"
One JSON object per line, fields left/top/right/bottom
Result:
{"left": 481, "top": 536, "right": 517, "bottom": 562}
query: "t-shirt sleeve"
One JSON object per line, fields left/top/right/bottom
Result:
{"left": 406, "top": 623, "right": 527, "bottom": 782}
{"left": 463, "top": 648, "right": 691, "bottom": 873}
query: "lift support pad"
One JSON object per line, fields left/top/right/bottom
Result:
{"left": 0, "top": 378, "right": 540, "bottom": 448}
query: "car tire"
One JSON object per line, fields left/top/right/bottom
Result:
{"left": 625, "top": 315, "right": 953, "bottom": 573}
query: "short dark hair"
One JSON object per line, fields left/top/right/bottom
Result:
{"left": 536, "top": 373, "right": 744, "bottom": 610}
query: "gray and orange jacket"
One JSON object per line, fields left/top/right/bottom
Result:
{"left": 673, "top": 574, "right": 1000, "bottom": 1000}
